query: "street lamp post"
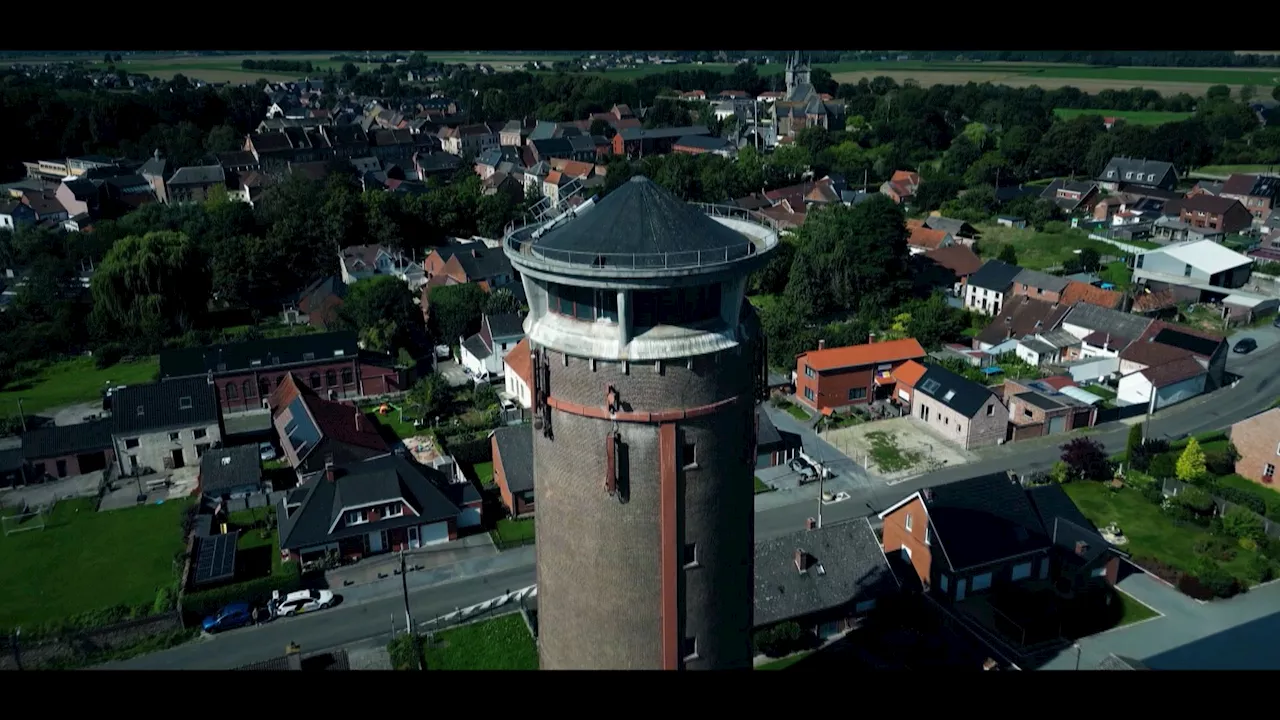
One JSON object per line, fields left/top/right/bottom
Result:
{"left": 1074, "top": 642, "right": 1082, "bottom": 671}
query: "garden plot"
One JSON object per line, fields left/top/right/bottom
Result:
{"left": 822, "top": 416, "right": 973, "bottom": 482}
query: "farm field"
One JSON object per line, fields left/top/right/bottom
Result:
{"left": 1052, "top": 108, "right": 1194, "bottom": 125}
{"left": 1193, "top": 164, "right": 1280, "bottom": 177}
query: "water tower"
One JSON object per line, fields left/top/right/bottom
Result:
{"left": 503, "top": 176, "right": 778, "bottom": 669}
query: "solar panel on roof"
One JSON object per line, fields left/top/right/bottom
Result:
{"left": 193, "top": 532, "right": 238, "bottom": 587}
{"left": 285, "top": 397, "right": 322, "bottom": 450}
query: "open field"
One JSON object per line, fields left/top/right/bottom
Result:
{"left": 0, "top": 356, "right": 158, "bottom": 417}
{"left": 1053, "top": 108, "right": 1194, "bottom": 125}
{"left": 974, "top": 223, "right": 1122, "bottom": 272}
{"left": 0, "top": 497, "right": 189, "bottom": 630}
{"left": 423, "top": 612, "right": 539, "bottom": 670}
{"left": 1193, "top": 164, "right": 1280, "bottom": 177}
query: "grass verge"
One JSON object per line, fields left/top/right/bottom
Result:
{"left": 1053, "top": 108, "right": 1193, "bottom": 125}
{"left": 974, "top": 222, "right": 1121, "bottom": 271}
{"left": 472, "top": 461, "right": 494, "bottom": 486}
{"left": 423, "top": 613, "right": 539, "bottom": 670}
{"left": 754, "top": 476, "right": 773, "bottom": 494}
{"left": 491, "top": 518, "right": 535, "bottom": 547}
{"left": 757, "top": 651, "right": 813, "bottom": 670}
{"left": 1118, "top": 591, "right": 1159, "bottom": 627}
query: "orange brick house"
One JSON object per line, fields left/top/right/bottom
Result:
{"left": 889, "top": 359, "right": 927, "bottom": 406}
{"left": 878, "top": 473, "right": 1124, "bottom": 603}
{"left": 1230, "top": 408, "right": 1280, "bottom": 485}
{"left": 795, "top": 338, "right": 927, "bottom": 412}
{"left": 491, "top": 425, "right": 534, "bottom": 519}
{"left": 880, "top": 170, "right": 921, "bottom": 205}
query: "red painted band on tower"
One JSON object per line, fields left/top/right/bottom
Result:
{"left": 545, "top": 395, "right": 738, "bottom": 424}
{"left": 658, "top": 421, "right": 680, "bottom": 670}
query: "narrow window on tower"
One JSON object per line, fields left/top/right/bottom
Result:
{"left": 682, "top": 438, "right": 698, "bottom": 469}
{"left": 683, "top": 636, "right": 698, "bottom": 662}
{"left": 683, "top": 542, "right": 698, "bottom": 568}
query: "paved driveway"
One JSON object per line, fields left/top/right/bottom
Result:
{"left": 1039, "top": 565, "right": 1280, "bottom": 670}
{"left": 1228, "top": 320, "right": 1280, "bottom": 356}
{"left": 436, "top": 360, "right": 471, "bottom": 388}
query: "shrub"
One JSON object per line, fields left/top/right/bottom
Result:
{"left": 387, "top": 633, "right": 422, "bottom": 670}
{"left": 1221, "top": 506, "right": 1266, "bottom": 543}
{"left": 153, "top": 586, "right": 175, "bottom": 615}
{"left": 753, "top": 621, "right": 808, "bottom": 658}
{"left": 1209, "top": 485, "right": 1267, "bottom": 516}
{"left": 1246, "top": 553, "right": 1275, "bottom": 584}
{"left": 1176, "top": 438, "right": 1207, "bottom": 482}
{"left": 93, "top": 343, "right": 125, "bottom": 369}
{"left": 1060, "top": 437, "right": 1111, "bottom": 481}
{"left": 1176, "top": 574, "right": 1216, "bottom": 601}
{"left": 1129, "top": 438, "right": 1170, "bottom": 473}
{"left": 1188, "top": 559, "right": 1241, "bottom": 599}
{"left": 1148, "top": 452, "right": 1176, "bottom": 480}
{"left": 1193, "top": 537, "right": 1237, "bottom": 563}
{"left": 1175, "top": 486, "right": 1215, "bottom": 515}
{"left": 1049, "top": 461, "right": 1072, "bottom": 484}
{"left": 1131, "top": 555, "right": 1182, "bottom": 585}
{"left": 1141, "top": 485, "right": 1165, "bottom": 505}
{"left": 1125, "top": 424, "right": 1144, "bottom": 465}
{"left": 180, "top": 564, "right": 302, "bottom": 625}
{"left": 1204, "top": 450, "right": 1238, "bottom": 477}
{"left": 1240, "top": 537, "right": 1259, "bottom": 552}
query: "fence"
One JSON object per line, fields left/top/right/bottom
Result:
{"left": 0, "top": 611, "right": 182, "bottom": 670}
{"left": 491, "top": 534, "right": 536, "bottom": 552}
{"left": 417, "top": 585, "right": 537, "bottom": 633}
{"left": 1086, "top": 233, "right": 1153, "bottom": 255}
{"left": 1161, "top": 477, "right": 1280, "bottom": 539}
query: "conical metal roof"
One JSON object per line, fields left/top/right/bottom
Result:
{"left": 534, "top": 176, "right": 749, "bottom": 258}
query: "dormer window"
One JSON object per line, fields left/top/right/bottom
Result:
{"left": 250, "top": 359, "right": 262, "bottom": 367}
{"left": 334, "top": 349, "right": 345, "bottom": 357}
{"left": 383, "top": 503, "right": 403, "bottom": 518}
{"left": 1107, "top": 171, "right": 1115, "bottom": 178}
{"left": 216, "top": 363, "right": 227, "bottom": 372}
{"left": 346, "top": 510, "right": 369, "bottom": 525}
{"left": 179, "top": 396, "right": 193, "bottom": 410}
{"left": 302, "top": 352, "right": 315, "bottom": 361}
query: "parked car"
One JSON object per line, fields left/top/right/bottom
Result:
{"left": 269, "top": 589, "right": 336, "bottom": 617}
{"left": 202, "top": 602, "right": 254, "bottom": 633}
{"left": 1273, "top": 315, "right": 1280, "bottom": 329}
{"left": 1234, "top": 338, "right": 1258, "bottom": 354}
{"left": 789, "top": 458, "right": 818, "bottom": 482}
{"left": 258, "top": 441, "right": 277, "bottom": 462}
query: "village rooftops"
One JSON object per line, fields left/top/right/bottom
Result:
{"left": 799, "top": 338, "right": 926, "bottom": 373}
{"left": 505, "top": 176, "right": 778, "bottom": 272}
{"left": 616, "top": 125, "right": 711, "bottom": 141}
{"left": 112, "top": 377, "right": 220, "bottom": 435}
{"left": 968, "top": 259, "right": 1023, "bottom": 292}
{"left": 168, "top": 165, "right": 226, "bottom": 186}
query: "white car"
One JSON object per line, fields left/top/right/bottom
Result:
{"left": 270, "top": 589, "right": 335, "bottom": 617}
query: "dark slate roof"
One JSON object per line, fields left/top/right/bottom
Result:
{"left": 1061, "top": 303, "right": 1152, "bottom": 345}
{"left": 756, "top": 406, "right": 782, "bottom": 447}
{"left": 160, "top": 331, "right": 359, "bottom": 378}
{"left": 21, "top": 419, "right": 114, "bottom": 459}
{"left": 279, "top": 454, "right": 471, "bottom": 550}
{"left": 1100, "top": 157, "right": 1176, "bottom": 185}
{"left": 617, "top": 125, "right": 711, "bottom": 141}
{"left": 675, "top": 134, "right": 732, "bottom": 151}
{"left": 1012, "top": 267, "right": 1070, "bottom": 294}
{"left": 1015, "top": 391, "right": 1063, "bottom": 412}
{"left": 0, "top": 446, "right": 24, "bottom": 473}
{"left": 529, "top": 138, "right": 573, "bottom": 157}
{"left": 533, "top": 176, "right": 752, "bottom": 258}
{"left": 754, "top": 518, "right": 898, "bottom": 626}
{"left": 1026, "top": 482, "right": 1113, "bottom": 564}
{"left": 1152, "top": 327, "right": 1222, "bottom": 357}
{"left": 914, "top": 365, "right": 999, "bottom": 418}
{"left": 199, "top": 445, "right": 263, "bottom": 495}
{"left": 492, "top": 425, "right": 533, "bottom": 493}
{"left": 486, "top": 313, "right": 524, "bottom": 338}
{"left": 112, "top": 378, "right": 220, "bottom": 435}
{"left": 436, "top": 245, "right": 513, "bottom": 282}
{"left": 216, "top": 151, "right": 258, "bottom": 168}
{"left": 921, "top": 472, "right": 1050, "bottom": 572}
{"left": 62, "top": 178, "right": 98, "bottom": 201}
{"left": 461, "top": 333, "right": 491, "bottom": 360}
{"left": 968, "top": 259, "right": 1022, "bottom": 292}
{"left": 168, "top": 165, "right": 226, "bottom": 186}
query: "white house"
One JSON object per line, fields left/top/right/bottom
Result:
{"left": 339, "top": 244, "right": 426, "bottom": 288}
{"left": 1058, "top": 304, "right": 1153, "bottom": 360}
{"left": 503, "top": 337, "right": 533, "bottom": 409}
{"left": 963, "top": 260, "right": 1022, "bottom": 316}
{"left": 460, "top": 313, "right": 526, "bottom": 381}
{"left": 1116, "top": 357, "right": 1208, "bottom": 412}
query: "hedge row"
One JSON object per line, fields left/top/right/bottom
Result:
{"left": 180, "top": 565, "right": 302, "bottom": 625}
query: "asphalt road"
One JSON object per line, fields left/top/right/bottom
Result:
{"left": 101, "top": 565, "right": 537, "bottom": 670}
{"left": 109, "top": 340, "right": 1278, "bottom": 670}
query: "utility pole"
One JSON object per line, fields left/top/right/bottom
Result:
{"left": 816, "top": 453, "right": 826, "bottom": 528}
{"left": 16, "top": 399, "right": 26, "bottom": 433}
{"left": 400, "top": 549, "right": 413, "bottom": 635}
{"left": 1144, "top": 383, "right": 1155, "bottom": 438}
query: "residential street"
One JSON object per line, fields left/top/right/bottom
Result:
{"left": 105, "top": 335, "right": 1280, "bottom": 670}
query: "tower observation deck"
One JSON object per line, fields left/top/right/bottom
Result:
{"left": 503, "top": 176, "right": 779, "bottom": 670}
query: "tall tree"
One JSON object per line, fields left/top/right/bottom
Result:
{"left": 338, "top": 275, "right": 419, "bottom": 353}
{"left": 90, "top": 230, "right": 209, "bottom": 344}
{"left": 427, "top": 283, "right": 488, "bottom": 345}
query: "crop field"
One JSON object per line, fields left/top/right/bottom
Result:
{"left": 1052, "top": 108, "right": 1194, "bottom": 125}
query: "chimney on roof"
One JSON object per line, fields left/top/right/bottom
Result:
{"left": 868, "top": 332, "right": 876, "bottom": 344}
{"left": 817, "top": 339, "right": 825, "bottom": 351}
{"left": 1075, "top": 540, "right": 1089, "bottom": 556}
{"left": 795, "top": 549, "right": 808, "bottom": 574}
{"left": 806, "top": 517, "right": 817, "bottom": 530}
{"left": 325, "top": 457, "right": 336, "bottom": 483}
{"left": 1104, "top": 333, "right": 1111, "bottom": 351}
{"left": 922, "top": 488, "right": 933, "bottom": 502}
{"left": 354, "top": 408, "right": 363, "bottom": 433}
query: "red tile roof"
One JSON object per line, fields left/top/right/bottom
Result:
{"left": 923, "top": 245, "right": 983, "bottom": 277}
{"left": 800, "top": 338, "right": 927, "bottom": 372}
{"left": 891, "top": 359, "right": 927, "bottom": 387}
{"left": 504, "top": 337, "right": 532, "bottom": 387}
{"left": 906, "top": 221, "right": 950, "bottom": 251}
{"left": 1061, "top": 281, "right": 1123, "bottom": 310}
{"left": 1140, "top": 356, "right": 1207, "bottom": 388}
{"left": 1039, "top": 375, "right": 1077, "bottom": 391}
{"left": 1131, "top": 288, "right": 1177, "bottom": 313}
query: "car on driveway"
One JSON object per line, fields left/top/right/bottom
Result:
{"left": 789, "top": 458, "right": 818, "bottom": 483}
{"left": 1234, "top": 338, "right": 1258, "bottom": 354}
{"left": 202, "top": 602, "right": 254, "bottom": 634}
{"left": 258, "top": 441, "right": 277, "bottom": 462}
{"left": 269, "top": 589, "right": 336, "bottom": 617}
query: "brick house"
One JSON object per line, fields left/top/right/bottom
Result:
{"left": 879, "top": 474, "right": 1123, "bottom": 603}
{"left": 1009, "top": 268, "right": 1070, "bottom": 304}
{"left": 278, "top": 453, "right": 482, "bottom": 564}
{"left": 922, "top": 245, "right": 983, "bottom": 296}
{"left": 1040, "top": 179, "right": 1100, "bottom": 214}
{"left": 491, "top": 424, "right": 534, "bottom": 519}
{"left": 911, "top": 365, "right": 1008, "bottom": 451}
{"left": 1001, "top": 378, "right": 1099, "bottom": 442}
{"left": 753, "top": 518, "right": 900, "bottom": 642}
{"left": 1117, "top": 320, "right": 1227, "bottom": 408}
{"left": 160, "top": 331, "right": 399, "bottom": 415}
{"left": 1177, "top": 194, "right": 1253, "bottom": 234}
{"left": 1229, "top": 408, "right": 1280, "bottom": 485}
{"left": 889, "top": 360, "right": 927, "bottom": 407}
{"left": 166, "top": 165, "right": 227, "bottom": 204}
{"left": 269, "top": 373, "right": 391, "bottom": 482}
{"left": 795, "top": 338, "right": 927, "bottom": 413}
{"left": 879, "top": 170, "right": 920, "bottom": 204}
{"left": 905, "top": 220, "right": 953, "bottom": 254}
{"left": 611, "top": 125, "right": 711, "bottom": 158}
{"left": 111, "top": 378, "right": 224, "bottom": 476}
{"left": 974, "top": 295, "right": 1071, "bottom": 352}
{"left": 1220, "top": 173, "right": 1279, "bottom": 221}
{"left": 282, "top": 275, "right": 347, "bottom": 330}
{"left": 1097, "top": 157, "right": 1178, "bottom": 192}
{"left": 21, "top": 420, "right": 115, "bottom": 481}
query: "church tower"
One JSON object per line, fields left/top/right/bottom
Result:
{"left": 784, "top": 51, "right": 811, "bottom": 96}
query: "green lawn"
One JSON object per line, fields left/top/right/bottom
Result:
{"left": 864, "top": 431, "right": 923, "bottom": 473}
{"left": 1215, "top": 474, "right": 1280, "bottom": 517}
{"left": 754, "top": 476, "right": 773, "bottom": 494}
{"left": 228, "top": 508, "right": 284, "bottom": 579}
{"left": 757, "top": 650, "right": 813, "bottom": 670}
{"left": 491, "top": 518, "right": 535, "bottom": 546}
{"left": 774, "top": 399, "right": 810, "bottom": 422}
{"left": 1053, "top": 108, "right": 1193, "bottom": 125}
{"left": 974, "top": 223, "right": 1122, "bottom": 271}
{"left": 0, "top": 497, "right": 189, "bottom": 630}
{"left": 472, "top": 461, "right": 494, "bottom": 486}
{"left": 1100, "top": 260, "right": 1132, "bottom": 288}
{"left": 1118, "top": 591, "right": 1159, "bottom": 626}
{"left": 364, "top": 405, "right": 420, "bottom": 441}
{"left": 423, "top": 613, "right": 539, "bottom": 670}
{"left": 1082, "top": 384, "right": 1116, "bottom": 401}
{"left": 748, "top": 293, "right": 784, "bottom": 314}
{"left": 0, "top": 356, "right": 158, "bottom": 416}
{"left": 1062, "top": 483, "right": 1253, "bottom": 581}
{"left": 1195, "top": 164, "right": 1280, "bottom": 177}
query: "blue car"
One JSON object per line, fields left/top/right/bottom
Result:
{"left": 202, "top": 602, "right": 254, "bottom": 633}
